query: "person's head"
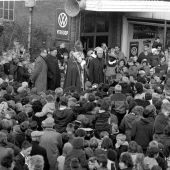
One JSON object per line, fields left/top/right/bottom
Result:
{"left": 66, "top": 123, "right": 75, "bottom": 134}
{"left": 88, "top": 157, "right": 99, "bottom": 170}
{"left": 149, "top": 140, "right": 159, "bottom": 149}
{"left": 100, "top": 99, "right": 110, "bottom": 111}
{"left": 50, "top": 47, "right": 57, "bottom": 57}
{"left": 0, "top": 132, "right": 7, "bottom": 145}
{"left": 63, "top": 142, "right": 73, "bottom": 155}
{"left": 144, "top": 44, "right": 149, "bottom": 51}
{"left": 135, "top": 82, "right": 143, "bottom": 94}
{"left": 151, "top": 165, "right": 162, "bottom": 170}
{"left": 31, "top": 131, "right": 44, "bottom": 142}
{"left": 96, "top": 154, "right": 107, "bottom": 168}
{"left": 161, "top": 102, "right": 170, "bottom": 117}
{"left": 164, "top": 125, "right": 170, "bottom": 136}
{"left": 143, "top": 105, "right": 155, "bottom": 118}
{"left": 1, "top": 148, "right": 14, "bottom": 169}
{"left": 157, "top": 45, "right": 162, "bottom": 52}
{"left": 155, "top": 37, "right": 160, "bottom": 43}
{"left": 101, "top": 43, "right": 107, "bottom": 51}
{"left": 147, "top": 147, "right": 159, "bottom": 158}
{"left": 28, "top": 155, "right": 44, "bottom": 170}
{"left": 119, "top": 152, "right": 133, "bottom": 169}
{"left": 114, "top": 45, "right": 120, "bottom": 53}
{"left": 116, "top": 134, "right": 126, "bottom": 145}
{"left": 70, "top": 158, "right": 81, "bottom": 170}
{"left": 32, "top": 100, "right": 43, "bottom": 113}
{"left": 128, "top": 141, "right": 138, "bottom": 153}
{"left": 42, "top": 117, "right": 55, "bottom": 129}
{"left": 119, "top": 59, "right": 125, "bottom": 67}
{"left": 21, "top": 141, "right": 32, "bottom": 157}
{"left": 60, "top": 42, "right": 66, "bottom": 49}
{"left": 114, "top": 84, "right": 122, "bottom": 93}
{"left": 145, "top": 92, "right": 152, "bottom": 101}
{"left": 40, "top": 48, "right": 47, "bottom": 58}
{"left": 95, "top": 47, "right": 103, "bottom": 59}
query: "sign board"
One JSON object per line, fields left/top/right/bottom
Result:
{"left": 129, "top": 41, "right": 139, "bottom": 58}
{"left": 56, "top": 8, "right": 70, "bottom": 40}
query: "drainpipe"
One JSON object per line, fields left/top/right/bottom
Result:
{"left": 164, "top": 20, "right": 167, "bottom": 49}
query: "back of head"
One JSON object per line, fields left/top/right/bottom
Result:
{"left": 143, "top": 105, "right": 155, "bottom": 118}
{"left": 29, "top": 155, "right": 44, "bottom": 170}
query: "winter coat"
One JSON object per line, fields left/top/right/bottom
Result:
{"left": 30, "top": 141, "right": 49, "bottom": 170}
{"left": 131, "top": 117, "right": 154, "bottom": 151}
{"left": 119, "top": 113, "right": 139, "bottom": 141}
{"left": 40, "top": 128, "right": 63, "bottom": 170}
{"left": 13, "top": 153, "right": 29, "bottom": 170}
{"left": 46, "top": 54, "right": 61, "bottom": 90}
{"left": 53, "top": 108, "right": 76, "bottom": 133}
{"left": 89, "top": 57, "right": 105, "bottom": 84}
{"left": 64, "top": 56, "right": 82, "bottom": 92}
{"left": 31, "top": 56, "right": 47, "bottom": 92}
{"left": 154, "top": 113, "right": 169, "bottom": 135}
{"left": 16, "top": 66, "right": 30, "bottom": 82}
{"left": 64, "top": 138, "right": 88, "bottom": 170}
{"left": 94, "top": 111, "right": 111, "bottom": 134}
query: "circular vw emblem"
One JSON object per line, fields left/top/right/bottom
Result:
{"left": 58, "top": 13, "right": 68, "bottom": 28}
{"left": 131, "top": 47, "right": 137, "bottom": 56}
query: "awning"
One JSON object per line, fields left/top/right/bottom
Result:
{"left": 85, "top": 0, "right": 170, "bottom": 12}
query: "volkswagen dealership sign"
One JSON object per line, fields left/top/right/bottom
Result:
{"left": 56, "top": 9, "right": 70, "bottom": 40}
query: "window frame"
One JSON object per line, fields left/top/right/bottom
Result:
{"left": 0, "top": 0, "right": 15, "bottom": 21}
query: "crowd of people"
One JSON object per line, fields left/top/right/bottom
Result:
{"left": 0, "top": 37, "right": 170, "bottom": 170}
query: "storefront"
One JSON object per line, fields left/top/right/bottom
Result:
{"left": 83, "top": 0, "right": 170, "bottom": 57}
{"left": 80, "top": 11, "right": 122, "bottom": 51}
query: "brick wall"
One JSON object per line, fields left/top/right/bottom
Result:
{"left": 14, "top": 0, "right": 80, "bottom": 50}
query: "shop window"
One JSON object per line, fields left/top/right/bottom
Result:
{"left": 0, "top": 1, "right": 14, "bottom": 21}
{"left": 133, "top": 24, "right": 158, "bottom": 39}
{"left": 81, "top": 36, "right": 94, "bottom": 49}
{"left": 96, "top": 15, "right": 109, "bottom": 32}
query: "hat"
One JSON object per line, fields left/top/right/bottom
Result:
{"left": 31, "top": 131, "right": 44, "bottom": 138}
{"left": 94, "top": 47, "right": 103, "bottom": 53}
{"left": 42, "top": 117, "right": 55, "bottom": 127}
{"left": 63, "top": 142, "right": 73, "bottom": 154}
{"left": 116, "top": 133, "right": 126, "bottom": 141}
{"left": 22, "top": 82, "right": 28, "bottom": 88}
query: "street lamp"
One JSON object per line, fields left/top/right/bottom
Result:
{"left": 25, "top": 0, "right": 36, "bottom": 50}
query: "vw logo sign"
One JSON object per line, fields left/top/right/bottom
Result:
{"left": 58, "top": 13, "right": 68, "bottom": 28}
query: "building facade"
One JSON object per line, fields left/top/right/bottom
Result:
{"left": 0, "top": 0, "right": 170, "bottom": 58}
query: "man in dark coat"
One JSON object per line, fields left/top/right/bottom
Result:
{"left": 89, "top": 47, "right": 105, "bottom": 84}
{"left": 30, "top": 131, "right": 49, "bottom": 170}
{"left": 64, "top": 52, "right": 83, "bottom": 92}
{"left": 46, "top": 47, "right": 61, "bottom": 90}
